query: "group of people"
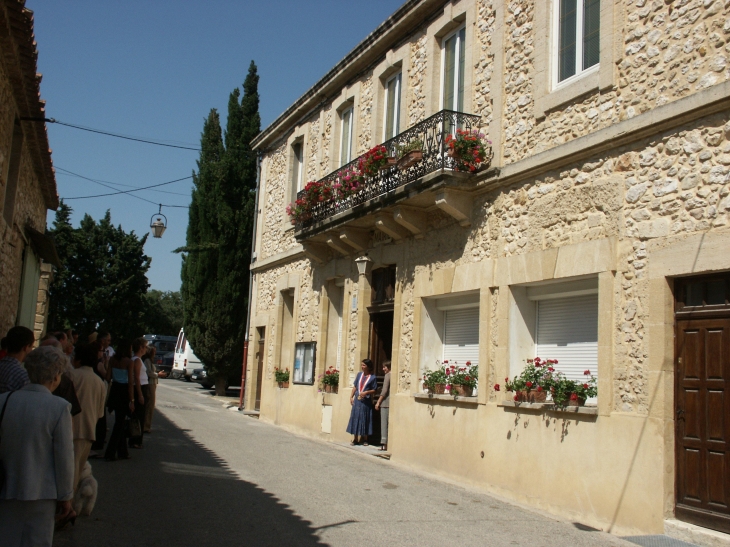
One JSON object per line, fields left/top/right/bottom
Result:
{"left": 0, "top": 326, "right": 160, "bottom": 546}
{"left": 347, "top": 358, "right": 391, "bottom": 451}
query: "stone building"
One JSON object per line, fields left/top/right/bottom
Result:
{"left": 246, "top": 0, "right": 730, "bottom": 539}
{"left": 0, "top": 0, "right": 59, "bottom": 339}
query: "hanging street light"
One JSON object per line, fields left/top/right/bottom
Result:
{"left": 150, "top": 204, "right": 167, "bottom": 238}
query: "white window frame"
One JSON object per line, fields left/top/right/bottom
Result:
{"left": 339, "top": 106, "right": 354, "bottom": 166}
{"left": 382, "top": 72, "right": 401, "bottom": 141}
{"left": 439, "top": 25, "right": 466, "bottom": 112}
{"left": 291, "top": 140, "right": 304, "bottom": 193}
{"left": 551, "top": 0, "right": 600, "bottom": 90}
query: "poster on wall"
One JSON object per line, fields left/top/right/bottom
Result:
{"left": 293, "top": 342, "right": 316, "bottom": 385}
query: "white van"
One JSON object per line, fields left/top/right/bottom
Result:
{"left": 172, "top": 328, "right": 202, "bottom": 381}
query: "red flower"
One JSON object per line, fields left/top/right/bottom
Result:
{"left": 537, "top": 386, "right": 543, "bottom": 392}
{"left": 465, "top": 376, "right": 471, "bottom": 381}
{"left": 548, "top": 367, "right": 555, "bottom": 372}
{"left": 466, "top": 361, "right": 471, "bottom": 365}
{"left": 494, "top": 384, "right": 500, "bottom": 391}
{"left": 505, "top": 377, "right": 509, "bottom": 382}
{"left": 583, "top": 384, "right": 589, "bottom": 389}
{"left": 570, "top": 393, "right": 578, "bottom": 401}
{"left": 526, "top": 381, "right": 533, "bottom": 388}
{"left": 584, "top": 370, "right": 591, "bottom": 376}
{"left": 513, "top": 395, "right": 519, "bottom": 401}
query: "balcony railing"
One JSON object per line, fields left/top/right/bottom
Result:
{"left": 294, "top": 109, "right": 483, "bottom": 231}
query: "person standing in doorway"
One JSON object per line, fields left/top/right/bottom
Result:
{"left": 375, "top": 360, "right": 391, "bottom": 452}
{"left": 346, "top": 359, "right": 377, "bottom": 446}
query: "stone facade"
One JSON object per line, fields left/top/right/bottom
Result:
{"left": 247, "top": 0, "right": 730, "bottom": 538}
{"left": 0, "top": 1, "right": 58, "bottom": 338}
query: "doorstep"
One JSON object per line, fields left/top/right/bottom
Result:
{"left": 664, "top": 519, "right": 730, "bottom": 547}
{"left": 239, "top": 409, "right": 260, "bottom": 418}
{"left": 337, "top": 441, "right": 391, "bottom": 460}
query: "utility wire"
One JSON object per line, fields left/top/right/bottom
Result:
{"left": 62, "top": 171, "right": 192, "bottom": 203}
{"left": 56, "top": 167, "right": 189, "bottom": 197}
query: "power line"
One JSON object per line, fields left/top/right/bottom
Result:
{"left": 39, "top": 118, "right": 202, "bottom": 151}
{"left": 56, "top": 167, "right": 189, "bottom": 197}
{"left": 62, "top": 171, "right": 192, "bottom": 202}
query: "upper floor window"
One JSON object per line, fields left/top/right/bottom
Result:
{"left": 383, "top": 73, "right": 401, "bottom": 141}
{"left": 291, "top": 140, "right": 304, "bottom": 194}
{"left": 339, "top": 106, "right": 353, "bottom": 166}
{"left": 441, "top": 26, "right": 465, "bottom": 112}
{"left": 555, "top": 0, "right": 600, "bottom": 86}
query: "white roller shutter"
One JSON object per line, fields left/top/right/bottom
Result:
{"left": 536, "top": 294, "right": 598, "bottom": 382}
{"left": 443, "top": 307, "right": 479, "bottom": 366}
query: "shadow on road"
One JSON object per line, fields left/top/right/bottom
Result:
{"left": 53, "top": 412, "right": 327, "bottom": 547}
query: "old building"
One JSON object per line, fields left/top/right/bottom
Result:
{"left": 246, "top": 0, "right": 730, "bottom": 539}
{"left": 0, "top": 0, "right": 59, "bottom": 339}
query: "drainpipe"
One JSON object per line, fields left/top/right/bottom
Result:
{"left": 239, "top": 151, "right": 262, "bottom": 410}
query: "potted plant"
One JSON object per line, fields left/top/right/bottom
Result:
{"left": 358, "top": 145, "right": 393, "bottom": 176}
{"left": 549, "top": 369, "right": 597, "bottom": 407}
{"left": 447, "top": 361, "right": 478, "bottom": 397}
{"left": 285, "top": 197, "right": 311, "bottom": 225}
{"left": 444, "top": 129, "right": 492, "bottom": 173}
{"left": 332, "top": 168, "right": 362, "bottom": 199}
{"left": 396, "top": 139, "right": 424, "bottom": 169}
{"left": 321, "top": 367, "right": 339, "bottom": 393}
{"left": 496, "top": 357, "right": 555, "bottom": 403}
{"left": 422, "top": 362, "right": 448, "bottom": 394}
{"left": 274, "top": 367, "right": 290, "bottom": 388}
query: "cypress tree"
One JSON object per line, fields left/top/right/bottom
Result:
{"left": 179, "top": 62, "right": 260, "bottom": 394}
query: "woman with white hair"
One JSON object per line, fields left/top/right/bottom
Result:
{"left": 0, "top": 346, "right": 75, "bottom": 546}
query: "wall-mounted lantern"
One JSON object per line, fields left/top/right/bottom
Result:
{"left": 150, "top": 204, "right": 167, "bottom": 238}
{"left": 354, "top": 254, "right": 372, "bottom": 277}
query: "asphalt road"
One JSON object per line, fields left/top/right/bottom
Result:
{"left": 53, "top": 379, "right": 638, "bottom": 547}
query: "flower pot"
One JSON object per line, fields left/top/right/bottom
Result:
{"left": 278, "top": 381, "right": 289, "bottom": 388}
{"left": 426, "top": 383, "right": 446, "bottom": 394}
{"left": 324, "top": 385, "right": 331, "bottom": 393}
{"left": 515, "top": 389, "right": 547, "bottom": 403}
{"left": 451, "top": 385, "right": 474, "bottom": 397}
{"left": 378, "top": 157, "right": 398, "bottom": 171}
{"left": 397, "top": 150, "right": 423, "bottom": 169}
{"left": 566, "top": 397, "right": 586, "bottom": 407}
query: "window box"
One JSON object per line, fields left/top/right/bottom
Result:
{"left": 498, "top": 400, "right": 598, "bottom": 416}
{"left": 414, "top": 393, "right": 478, "bottom": 405}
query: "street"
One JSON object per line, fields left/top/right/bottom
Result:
{"left": 53, "top": 380, "right": 637, "bottom": 547}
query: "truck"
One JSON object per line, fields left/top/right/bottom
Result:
{"left": 171, "top": 328, "right": 202, "bottom": 381}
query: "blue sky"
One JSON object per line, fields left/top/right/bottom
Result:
{"left": 31, "top": 0, "right": 404, "bottom": 292}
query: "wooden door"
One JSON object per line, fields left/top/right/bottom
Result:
{"left": 675, "top": 275, "right": 730, "bottom": 533}
{"left": 255, "top": 328, "right": 265, "bottom": 411}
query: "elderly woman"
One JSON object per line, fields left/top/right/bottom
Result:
{"left": 0, "top": 346, "right": 75, "bottom": 546}
{"left": 346, "top": 359, "right": 378, "bottom": 446}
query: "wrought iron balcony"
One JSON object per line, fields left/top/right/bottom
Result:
{"left": 293, "top": 109, "right": 487, "bottom": 236}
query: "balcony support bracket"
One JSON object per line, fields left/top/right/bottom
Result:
{"left": 374, "top": 213, "right": 410, "bottom": 242}
{"left": 393, "top": 206, "right": 427, "bottom": 239}
{"left": 326, "top": 233, "right": 351, "bottom": 256}
{"left": 302, "top": 242, "right": 330, "bottom": 265}
{"left": 435, "top": 189, "right": 472, "bottom": 227}
{"left": 340, "top": 228, "right": 371, "bottom": 252}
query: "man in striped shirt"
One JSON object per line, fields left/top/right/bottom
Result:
{"left": 0, "top": 326, "right": 34, "bottom": 394}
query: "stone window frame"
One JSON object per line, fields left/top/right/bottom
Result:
{"left": 371, "top": 44, "right": 410, "bottom": 144}
{"left": 328, "top": 84, "right": 361, "bottom": 172}
{"left": 317, "top": 276, "right": 349, "bottom": 386}
{"left": 272, "top": 272, "right": 301, "bottom": 382}
{"left": 411, "top": 261, "right": 493, "bottom": 405}
{"left": 282, "top": 126, "right": 309, "bottom": 228}
{"left": 424, "top": 0, "right": 477, "bottom": 117}
{"left": 533, "top": 0, "right": 616, "bottom": 119}
{"left": 508, "top": 275, "right": 600, "bottom": 403}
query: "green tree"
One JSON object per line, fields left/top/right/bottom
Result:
{"left": 142, "top": 290, "right": 184, "bottom": 336}
{"left": 48, "top": 202, "right": 151, "bottom": 341}
{"left": 178, "top": 62, "right": 260, "bottom": 394}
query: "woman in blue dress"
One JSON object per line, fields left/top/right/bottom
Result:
{"left": 346, "top": 359, "right": 377, "bottom": 445}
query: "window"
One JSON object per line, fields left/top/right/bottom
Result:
{"left": 293, "top": 342, "right": 316, "bottom": 385}
{"left": 383, "top": 73, "right": 401, "bottom": 141}
{"left": 440, "top": 26, "right": 466, "bottom": 112}
{"left": 325, "top": 281, "right": 344, "bottom": 369}
{"left": 339, "top": 106, "right": 353, "bottom": 166}
{"left": 3, "top": 120, "right": 23, "bottom": 226}
{"left": 554, "top": 0, "right": 600, "bottom": 86}
{"left": 291, "top": 141, "right": 304, "bottom": 193}
{"left": 509, "top": 277, "right": 598, "bottom": 397}
{"left": 420, "top": 292, "right": 480, "bottom": 388}
{"left": 443, "top": 307, "right": 479, "bottom": 366}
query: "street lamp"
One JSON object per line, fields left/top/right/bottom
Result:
{"left": 150, "top": 205, "right": 167, "bottom": 238}
{"left": 354, "top": 254, "right": 372, "bottom": 277}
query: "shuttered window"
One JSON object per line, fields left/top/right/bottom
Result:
{"left": 443, "top": 307, "right": 479, "bottom": 366}
{"left": 536, "top": 294, "right": 598, "bottom": 382}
